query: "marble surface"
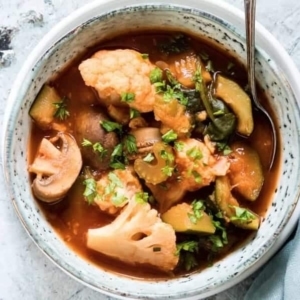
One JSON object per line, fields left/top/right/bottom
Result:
{"left": 0, "top": 0, "right": 300, "bottom": 299}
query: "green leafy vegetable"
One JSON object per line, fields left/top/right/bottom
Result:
{"left": 108, "top": 172, "right": 123, "bottom": 188}
{"left": 82, "top": 139, "right": 107, "bottom": 159}
{"left": 53, "top": 97, "right": 69, "bottom": 120}
{"left": 141, "top": 53, "right": 149, "bottom": 59}
{"left": 110, "top": 144, "right": 125, "bottom": 170}
{"left": 192, "top": 170, "right": 202, "bottom": 184}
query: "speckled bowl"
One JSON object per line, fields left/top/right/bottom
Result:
{"left": 3, "top": 0, "right": 300, "bottom": 299}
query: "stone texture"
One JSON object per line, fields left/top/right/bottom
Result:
{"left": 0, "top": 0, "right": 299, "bottom": 299}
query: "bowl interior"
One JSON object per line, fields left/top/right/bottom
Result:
{"left": 3, "top": 2, "right": 300, "bottom": 299}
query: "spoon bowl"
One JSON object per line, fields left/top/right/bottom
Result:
{"left": 244, "top": 0, "right": 277, "bottom": 168}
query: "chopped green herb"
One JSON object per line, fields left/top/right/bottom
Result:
{"left": 129, "top": 108, "right": 140, "bottom": 119}
{"left": 153, "top": 81, "right": 166, "bottom": 93}
{"left": 215, "top": 211, "right": 224, "bottom": 219}
{"left": 183, "top": 252, "right": 198, "bottom": 271}
{"left": 83, "top": 178, "right": 97, "bottom": 205}
{"left": 161, "top": 165, "right": 174, "bottom": 177}
{"left": 143, "top": 153, "right": 155, "bottom": 162}
{"left": 188, "top": 200, "right": 204, "bottom": 224}
{"left": 110, "top": 161, "right": 125, "bottom": 170}
{"left": 206, "top": 60, "right": 214, "bottom": 72}
{"left": 53, "top": 97, "right": 69, "bottom": 120}
{"left": 216, "top": 142, "right": 232, "bottom": 156}
{"left": 160, "top": 150, "right": 175, "bottom": 163}
{"left": 176, "top": 240, "right": 199, "bottom": 255}
{"left": 135, "top": 192, "right": 149, "bottom": 204}
{"left": 121, "top": 92, "right": 135, "bottom": 103}
{"left": 209, "top": 235, "right": 224, "bottom": 251}
{"left": 93, "top": 142, "right": 107, "bottom": 157}
{"left": 108, "top": 172, "right": 123, "bottom": 188}
{"left": 230, "top": 206, "right": 256, "bottom": 223}
{"left": 163, "top": 85, "right": 188, "bottom": 106}
{"left": 111, "top": 143, "right": 123, "bottom": 157}
{"left": 81, "top": 138, "right": 93, "bottom": 147}
{"left": 192, "top": 170, "right": 202, "bottom": 184}
{"left": 123, "top": 134, "right": 137, "bottom": 154}
{"left": 162, "top": 130, "right": 178, "bottom": 143}
{"left": 212, "top": 220, "right": 228, "bottom": 245}
{"left": 150, "top": 67, "right": 163, "bottom": 84}
{"left": 141, "top": 53, "right": 149, "bottom": 59}
{"left": 111, "top": 193, "right": 127, "bottom": 206}
{"left": 100, "top": 120, "right": 122, "bottom": 132}
{"left": 153, "top": 247, "right": 161, "bottom": 252}
{"left": 186, "top": 146, "right": 203, "bottom": 161}
{"left": 174, "top": 141, "right": 184, "bottom": 151}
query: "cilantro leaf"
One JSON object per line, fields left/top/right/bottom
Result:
{"left": 141, "top": 53, "right": 149, "bottom": 59}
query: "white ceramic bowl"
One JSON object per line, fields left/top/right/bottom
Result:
{"left": 3, "top": 0, "right": 300, "bottom": 299}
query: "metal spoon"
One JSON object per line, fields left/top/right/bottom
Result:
{"left": 244, "top": 0, "right": 277, "bottom": 169}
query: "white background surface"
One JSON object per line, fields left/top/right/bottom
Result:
{"left": 1, "top": 0, "right": 300, "bottom": 299}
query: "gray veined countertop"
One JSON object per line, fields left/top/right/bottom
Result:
{"left": 0, "top": 0, "right": 300, "bottom": 299}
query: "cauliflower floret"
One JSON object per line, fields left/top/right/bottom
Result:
{"left": 175, "top": 138, "right": 230, "bottom": 191}
{"left": 95, "top": 168, "right": 142, "bottom": 215}
{"left": 154, "top": 95, "right": 192, "bottom": 137}
{"left": 87, "top": 198, "right": 179, "bottom": 272}
{"left": 79, "top": 49, "right": 156, "bottom": 112}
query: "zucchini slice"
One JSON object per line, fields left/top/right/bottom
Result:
{"left": 162, "top": 202, "right": 216, "bottom": 234}
{"left": 215, "top": 176, "right": 260, "bottom": 230}
{"left": 29, "top": 84, "right": 64, "bottom": 130}
{"left": 215, "top": 75, "right": 254, "bottom": 136}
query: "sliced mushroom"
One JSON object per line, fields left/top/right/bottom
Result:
{"left": 28, "top": 132, "right": 82, "bottom": 203}
{"left": 129, "top": 127, "right": 161, "bottom": 159}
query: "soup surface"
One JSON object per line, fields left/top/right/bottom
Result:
{"left": 28, "top": 31, "right": 279, "bottom": 279}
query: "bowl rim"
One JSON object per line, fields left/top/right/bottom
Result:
{"left": 2, "top": 0, "right": 300, "bottom": 299}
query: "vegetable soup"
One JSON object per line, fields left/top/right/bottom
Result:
{"left": 28, "top": 31, "right": 279, "bottom": 278}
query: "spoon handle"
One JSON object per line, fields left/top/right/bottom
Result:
{"left": 244, "top": 0, "right": 258, "bottom": 105}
